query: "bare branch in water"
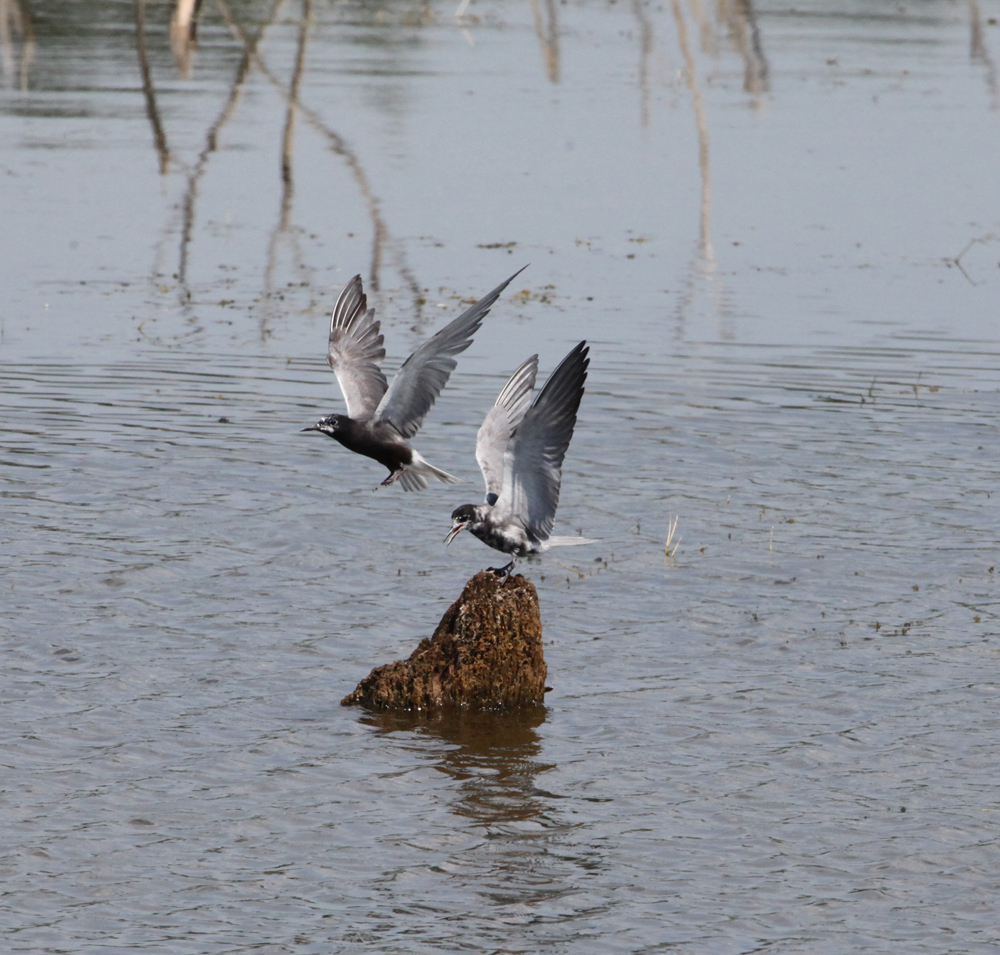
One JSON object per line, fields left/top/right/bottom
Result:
{"left": 217, "top": 0, "right": 422, "bottom": 319}
{"left": 174, "top": 0, "right": 286, "bottom": 296}
{"left": 688, "top": 0, "right": 715, "bottom": 57}
{"left": 951, "top": 233, "right": 998, "bottom": 286}
{"left": 529, "top": 0, "right": 560, "bottom": 84}
{"left": 669, "top": 0, "right": 733, "bottom": 337}
{"left": 670, "top": 0, "right": 713, "bottom": 263}
{"left": 135, "top": 0, "right": 170, "bottom": 174}
{"left": 281, "top": 0, "right": 310, "bottom": 187}
{"left": 0, "top": 0, "right": 36, "bottom": 90}
{"left": 171, "top": 0, "right": 205, "bottom": 78}
{"left": 263, "top": 0, "right": 313, "bottom": 332}
{"left": 720, "top": 0, "right": 769, "bottom": 98}
{"left": 631, "top": 0, "right": 653, "bottom": 128}
{"left": 967, "top": 0, "right": 999, "bottom": 110}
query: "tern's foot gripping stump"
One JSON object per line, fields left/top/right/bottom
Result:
{"left": 341, "top": 571, "right": 546, "bottom": 711}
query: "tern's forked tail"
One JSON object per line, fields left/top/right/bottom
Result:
{"left": 397, "top": 451, "right": 462, "bottom": 491}
{"left": 544, "top": 535, "right": 599, "bottom": 549}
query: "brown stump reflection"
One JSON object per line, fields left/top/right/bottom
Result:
{"left": 361, "top": 707, "right": 553, "bottom": 827}
{"left": 355, "top": 707, "right": 602, "bottom": 915}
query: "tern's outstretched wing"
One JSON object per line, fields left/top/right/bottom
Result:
{"left": 476, "top": 355, "right": 538, "bottom": 505}
{"left": 492, "top": 342, "right": 589, "bottom": 544}
{"left": 327, "top": 275, "right": 388, "bottom": 418}
{"left": 375, "top": 266, "right": 528, "bottom": 439}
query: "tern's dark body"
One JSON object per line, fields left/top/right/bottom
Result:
{"left": 308, "top": 413, "right": 412, "bottom": 477}
{"left": 303, "top": 267, "right": 526, "bottom": 491}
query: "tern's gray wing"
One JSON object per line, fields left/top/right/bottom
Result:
{"left": 493, "top": 342, "right": 589, "bottom": 543}
{"left": 374, "top": 265, "right": 528, "bottom": 439}
{"left": 476, "top": 355, "right": 538, "bottom": 505}
{"left": 327, "top": 275, "right": 388, "bottom": 418}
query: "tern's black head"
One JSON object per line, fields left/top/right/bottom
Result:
{"left": 302, "top": 413, "right": 344, "bottom": 438}
{"left": 444, "top": 503, "right": 482, "bottom": 544}
{"left": 450, "top": 503, "right": 479, "bottom": 524}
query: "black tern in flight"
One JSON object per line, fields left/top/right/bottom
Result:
{"left": 444, "top": 341, "right": 594, "bottom": 572}
{"left": 303, "top": 267, "right": 526, "bottom": 490}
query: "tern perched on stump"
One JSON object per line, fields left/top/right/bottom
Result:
{"left": 445, "top": 341, "right": 595, "bottom": 573}
{"left": 303, "top": 267, "right": 526, "bottom": 490}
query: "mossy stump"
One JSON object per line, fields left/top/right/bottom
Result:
{"left": 341, "top": 571, "right": 546, "bottom": 711}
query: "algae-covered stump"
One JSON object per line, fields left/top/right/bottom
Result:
{"left": 342, "top": 571, "right": 546, "bottom": 711}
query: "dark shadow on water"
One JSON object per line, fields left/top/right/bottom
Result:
{"left": 358, "top": 706, "right": 607, "bottom": 916}
{"left": 361, "top": 707, "right": 556, "bottom": 827}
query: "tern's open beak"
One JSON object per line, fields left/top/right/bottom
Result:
{"left": 444, "top": 523, "right": 466, "bottom": 545}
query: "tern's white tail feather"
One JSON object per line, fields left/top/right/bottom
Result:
{"left": 544, "top": 535, "right": 599, "bottom": 549}
{"left": 399, "top": 451, "right": 462, "bottom": 491}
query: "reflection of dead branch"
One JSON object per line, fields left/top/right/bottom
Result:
{"left": 670, "top": 0, "right": 713, "bottom": 263}
{"left": 173, "top": 0, "right": 204, "bottom": 41}
{"left": 719, "top": 0, "right": 769, "bottom": 97}
{"left": 737, "top": 0, "right": 769, "bottom": 95}
{"left": 632, "top": 0, "right": 653, "bottom": 128}
{"left": 171, "top": 0, "right": 205, "bottom": 78}
{"left": 688, "top": 0, "right": 715, "bottom": 56}
{"left": 218, "top": 0, "right": 422, "bottom": 316}
{"left": 281, "top": 0, "right": 309, "bottom": 188}
{"left": 969, "top": 0, "right": 986, "bottom": 59}
{"left": 967, "top": 0, "right": 999, "bottom": 110}
{"left": 0, "top": 0, "right": 35, "bottom": 90}
{"left": 950, "top": 233, "right": 997, "bottom": 286}
{"left": 135, "top": 0, "right": 170, "bottom": 175}
{"left": 529, "top": 0, "right": 559, "bottom": 84}
{"left": 174, "top": 0, "right": 286, "bottom": 295}
{"left": 262, "top": 0, "right": 312, "bottom": 328}
{"left": 670, "top": 0, "right": 733, "bottom": 337}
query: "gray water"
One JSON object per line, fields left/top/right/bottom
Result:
{"left": 2, "top": 1, "right": 1000, "bottom": 952}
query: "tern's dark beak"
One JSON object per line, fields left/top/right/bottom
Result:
{"left": 444, "top": 523, "right": 466, "bottom": 545}
{"left": 301, "top": 424, "right": 321, "bottom": 433}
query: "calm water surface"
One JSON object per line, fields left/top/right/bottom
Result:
{"left": 2, "top": 1, "right": 1000, "bottom": 952}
